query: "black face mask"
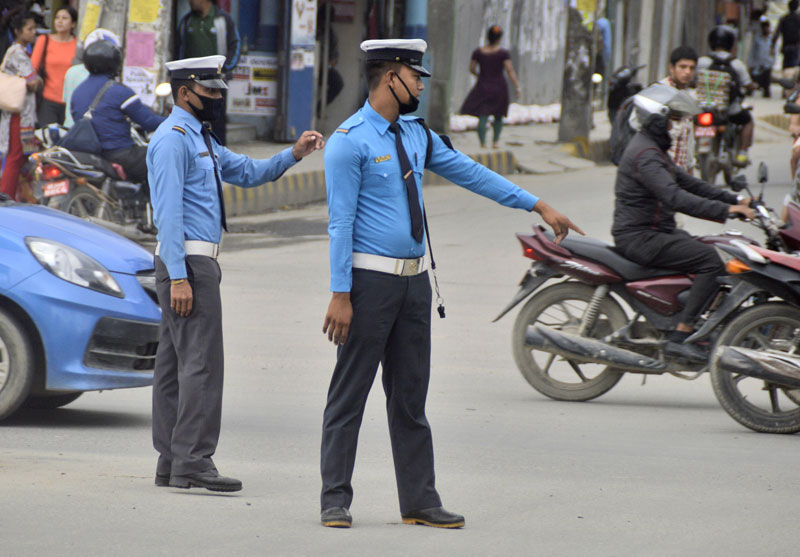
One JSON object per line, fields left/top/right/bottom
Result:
{"left": 186, "top": 87, "right": 224, "bottom": 122}
{"left": 388, "top": 73, "right": 420, "bottom": 115}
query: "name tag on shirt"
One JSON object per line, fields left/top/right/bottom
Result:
{"left": 375, "top": 154, "right": 391, "bottom": 163}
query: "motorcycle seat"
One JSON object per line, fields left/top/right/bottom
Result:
{"left": 543, "top": 232, "right": 684, "bottom": 281}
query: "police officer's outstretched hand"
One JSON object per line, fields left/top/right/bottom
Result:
{"left": 292, "top": 131, "right": 325, "bottom": 160}
{"left": 533, "top": 200, "right": 585, "bottom": 244}
{"left": 323, "top": 292, "right": 353, "bottom": 345}
{"left": 171, "top": 281, "right": 193, "bottom": 317}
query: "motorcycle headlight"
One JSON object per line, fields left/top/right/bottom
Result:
{"left": 25, "top": 237, "right": 124, "bottom": 298}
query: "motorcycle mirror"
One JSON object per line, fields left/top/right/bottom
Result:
{"left": 784, "top": 102, "right": 800, "bottom": 114}
{"left": 155, "top": 82, "right": 172, "bottom": 97}
{"left": 592, "top": 73, "right": 603, "bottom": 84}
{"left": 758, "top": 162, "right": 768, "bottom": 184}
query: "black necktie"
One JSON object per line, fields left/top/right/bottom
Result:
{"left": 201, "top": 123, "right": 228, "bottom": 232}
{"left": 389, "top": 122, "right": 424, "bottom": 243}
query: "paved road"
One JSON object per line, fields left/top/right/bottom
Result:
{"left": 3, "top": 132, "right": 799, "bottom": 556}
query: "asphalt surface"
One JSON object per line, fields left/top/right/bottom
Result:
{"left": 2, "top": 130, "right": 799, "bottom": 556}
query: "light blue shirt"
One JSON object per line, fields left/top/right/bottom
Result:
{"left": 325, "top": 100, "right": 539, "bottom": 292}
{"left": 63, "top": 64, "right": 89, "bottom": 128}
{"left": 147, "top": 105, "right": 297, "bottom": 278}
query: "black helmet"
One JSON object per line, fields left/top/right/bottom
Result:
{"left": 83, "top": 39, "right": 122, "bottom": 76}
{"left": 708, "top": 25, "right": 737, "bottom": 51}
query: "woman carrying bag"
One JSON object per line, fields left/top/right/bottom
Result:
{"left": 31, "top": 6, "right": 77, "bottom": 126}
{"left": 0, "top": 9, "right": 42, "bottom": 201}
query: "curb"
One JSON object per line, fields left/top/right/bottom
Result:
{"left": 224, "top": 149, "right": 517, "bottom": 217}
{"left": 760, "top": 113, "right": 790, "bottom": 131}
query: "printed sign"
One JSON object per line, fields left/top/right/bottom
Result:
{"left": 129, "top": 0, "right": 160, "bottom": 24}
{"left": 227, "top": 55, "right": 279, "bottom": 115}
{"left": 122, "top": 66, "right": 158, "bottom": 108}
{"left": 125, "top": 31, "right": 156, "bottom": 68}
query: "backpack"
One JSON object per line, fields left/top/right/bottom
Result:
{"left": 609, "top": 97, "right": 636, "bottom": 166}
{"left": 695, "top": 53, "right": 741, "bottom": 110}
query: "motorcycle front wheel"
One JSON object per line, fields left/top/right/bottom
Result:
{"left": 710, "top": 303, "right": 800, "bottom": 434}
{"left": 512, "top": 282, "right": 627, "bottom": 402}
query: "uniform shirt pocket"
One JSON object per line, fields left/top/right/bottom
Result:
{"left": 365, "top": 160, "right": 403, "bottom": 197}
{"left": 195, "top": 156, "right": 217, "bottom": 191}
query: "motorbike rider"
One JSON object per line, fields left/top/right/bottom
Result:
{"left": 612, "top": 83, "right": 755, "bottom": 363}
{"left": 70, "top": 31, "right": 165, "bottom": 184}
{"left": 696, "top": 25, "right": 758, "bottom": 166}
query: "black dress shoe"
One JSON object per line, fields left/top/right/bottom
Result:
{"left": 155, "top": 472, "right": 170, "bottom": 487}
{"left": 401, "top": 507, "right": 465, "bottom": 528}
{"left": 321, "top": 507, "right": 352, "bottom": 528}
{"left": 664, "top": 340, "right": 708, "bottom": 364}
{"left": 169, "top": 469, "right": 242, "bottom": 492}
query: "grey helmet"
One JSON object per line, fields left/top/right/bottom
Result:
{"left": 632, "top": 83, "right": 699, "bottom": 124}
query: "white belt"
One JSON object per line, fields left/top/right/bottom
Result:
{"left": 155, "top": 240, "right": 220, "bottom": 260}
{"left": 352, "top": 252, "right": 427, "bottom": 276}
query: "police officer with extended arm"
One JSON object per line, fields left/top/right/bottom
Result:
{"left": 148, "top": 55, "right": 323, "bottom": 492}
{"left": 319, "top": 39, "right": 583, "bottom": 529}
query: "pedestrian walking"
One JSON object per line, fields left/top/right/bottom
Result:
{"left": 319, "top": 38, "right": 582, "bottom": 529}
{"left": 658, "top": 45, "right": 698, "bottom": 172}
{"left": 30, "top": 5, "right": 77, "bottom": 126}
{"left": 148, "top": 55, "right": 323, "bottom": 492}
{"left": 749, "top": 17, "right": 774, "bottom": 98}
{"left": 173, "top": 0, "right": 240, "bottom": 145}
{"left": 0, "top": 8, "right": 41, "bottom": 201}
{"left": 459, "top": 25, "right": 520, "bottom": 149}
{"left": 772, "top": 0, "right": 800, "bottom": 87}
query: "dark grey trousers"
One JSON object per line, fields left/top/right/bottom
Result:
{"left": 320, "top": 269, "right": 442, "bottom": 514}
{"left": 152, "top": 255, "right": 224, "bottom": 476}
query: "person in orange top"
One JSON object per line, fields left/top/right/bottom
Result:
{"left": 30, "top": 6, "right": 77, "bottom": 126}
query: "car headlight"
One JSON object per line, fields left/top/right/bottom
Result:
{"left": 25, "top": 237, "right": 124, "bottom": 298}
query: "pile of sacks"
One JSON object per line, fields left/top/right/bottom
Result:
{"left": 449, "top": 103, "right": 561, "bottom": 132}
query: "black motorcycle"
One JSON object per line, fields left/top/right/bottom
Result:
{"left": 607, "top": 64, "right": 644, "bottom": 124}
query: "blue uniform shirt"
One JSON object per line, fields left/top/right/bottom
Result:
{"left": 325, "top": 100, "right": 539, "bottom": 292}
{"left": 148, "top": 106, "right": 298, "bottom": 278}
{"left": 71, "top": 74, "right": 166, "bottom": 151}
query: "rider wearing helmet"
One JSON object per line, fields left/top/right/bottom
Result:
{"left": 70, "top": 30, "right": 165, "bottom": 184}
{"left": 696, "top": 25, "right": 758, "bottom": 165}
{"left": 612, "top": 83, "right": 755, "bottom": 363}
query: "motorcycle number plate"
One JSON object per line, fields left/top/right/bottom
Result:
{"left": 42, "top": 179, "right": 70, "bottom": 197}
{"left": 695, "top": 126, "right": 716, "bottom": 137}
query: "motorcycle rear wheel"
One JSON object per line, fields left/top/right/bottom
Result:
{"left": 64, "top": 187, "right": 120, "bottom": 223}
{"left": 698, "top": 153, "right": 716, "bottom": 184}
{"left": 710, "top": 303, "right": 800, "bottom": 434}
{"left": 512, "top": 282, "right": 627, "bottom": 402}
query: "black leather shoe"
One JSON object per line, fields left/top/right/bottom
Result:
{"left": 169, "top": 469, "right": 242, "bottom": 492}
{"left": 321, "top": 507, "right": 352, "bottom": 528}
{"left": 155, "top": 472, "right": 170, "bottom": 487}
{"left": 664, "top": 340, "right": 708, "bottom": 363}
{"left": 401, "top": 507, "right": 465, "bottom": 529}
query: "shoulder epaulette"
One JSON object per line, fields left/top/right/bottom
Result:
{"left": 335, "top": 128, "right": 349, "bottom": 134}
{"left": 172, "top": 126, "right": 186, "bottom": 135}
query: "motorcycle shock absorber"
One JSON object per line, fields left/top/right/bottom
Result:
{"left": 577, "top": 284, "right": 610, "bottom": 336}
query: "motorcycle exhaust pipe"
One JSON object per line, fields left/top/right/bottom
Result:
{"left": 715, "top": 346, "right": 800, "bottom": 390}
{"left": 525, "top": 325, "right": 667, "bottom": 373}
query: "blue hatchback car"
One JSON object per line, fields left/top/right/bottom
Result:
{"left": 0, "top": 197, "right": 160, "bottom": 419}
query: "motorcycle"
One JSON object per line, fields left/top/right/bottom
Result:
{"left": 607, "top": 64, "right": 644, "bottom": 125}
{"left": 710, "top": 226, "right": 800, "bottom": 434}
{"left": 28, "top": 142, "right": 156, "bottom": 243}
{"left": 493, "top": 164, "right": 800, "bottom": 403}
{"left": 693, "top": 103, "right": 752, "bottom": 185}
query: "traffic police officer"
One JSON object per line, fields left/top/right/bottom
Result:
{"left": 320, "top": 39, "right": 583, "bottom": 528}
{"left": 148, "top": 55, "right": 323, "bottom": 492}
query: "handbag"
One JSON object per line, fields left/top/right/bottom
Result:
{"left": 58, "top": 80, "right": 114, "bottom": 155}
{"left": 0, "top": 49, "right": 27, "bottom": 113}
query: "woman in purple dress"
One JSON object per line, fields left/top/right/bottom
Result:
{"left": 459, "top": 25, "right": 521, "bottom": 148}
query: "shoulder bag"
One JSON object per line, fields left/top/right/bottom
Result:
{"left": 58, "top": 80, "right": 114, "bottom": 154}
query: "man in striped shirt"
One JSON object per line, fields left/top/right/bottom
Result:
{"left": 659, "top": 46, "right": 699, "bottom": 173}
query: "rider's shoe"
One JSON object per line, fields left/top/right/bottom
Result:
{"left": 735, "top": 150, "right": 750, "bottom": 166}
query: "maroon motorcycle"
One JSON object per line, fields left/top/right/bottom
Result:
{"left": 494, "top": 164, "right": 800, "bottom": 402}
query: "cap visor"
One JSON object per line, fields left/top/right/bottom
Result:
{"left": 410, "top": 64, "right": 431, "bottom": 77}
{"left": 195, "top": 78, "right": 228, "bottom": 89}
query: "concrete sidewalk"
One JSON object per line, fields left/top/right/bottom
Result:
{"left": 222, "top": 109, "right": 613, "bottom": 217}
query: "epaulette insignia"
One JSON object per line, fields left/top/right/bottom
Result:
{"left": 172, "top": 126, "right": 187, "bottom": 135}
{"left": 335, "top": 128, "right": 349, "bottom": 133}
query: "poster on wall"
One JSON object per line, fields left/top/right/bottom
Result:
{"left": 291, "top": 0, "right": 317, "bottom": 46}
{"left": 123, "top": 66, "right": 158, "bottom": 107}
{"left": 129, "top": 0, "right": 160, "bottom": 24}
{"left": 227, "top": 55, "right": 279, "bottom": 115}
{"left": 331, "top": 0, "right": 355, "bottom": 22}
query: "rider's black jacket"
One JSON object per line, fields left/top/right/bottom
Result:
{"left": 612, "top": 130, "right": 737, "bottom": 241}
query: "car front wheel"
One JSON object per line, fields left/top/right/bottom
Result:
{"left": 0, "top": 307, "right": 34, "bottom": 420}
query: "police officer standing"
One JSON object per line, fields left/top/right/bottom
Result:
{"left": 320, "top": 39, "right": 582, "bottom": 528}
{"left": 148, "top": 55, "right": 323, "bottom": 492}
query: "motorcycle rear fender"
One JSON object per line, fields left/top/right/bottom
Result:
{"left": 686, "top": 281, "right": 761, "bottom": 343}
{"left": 492, "top": 263, "right": 560, "bottom": 322}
